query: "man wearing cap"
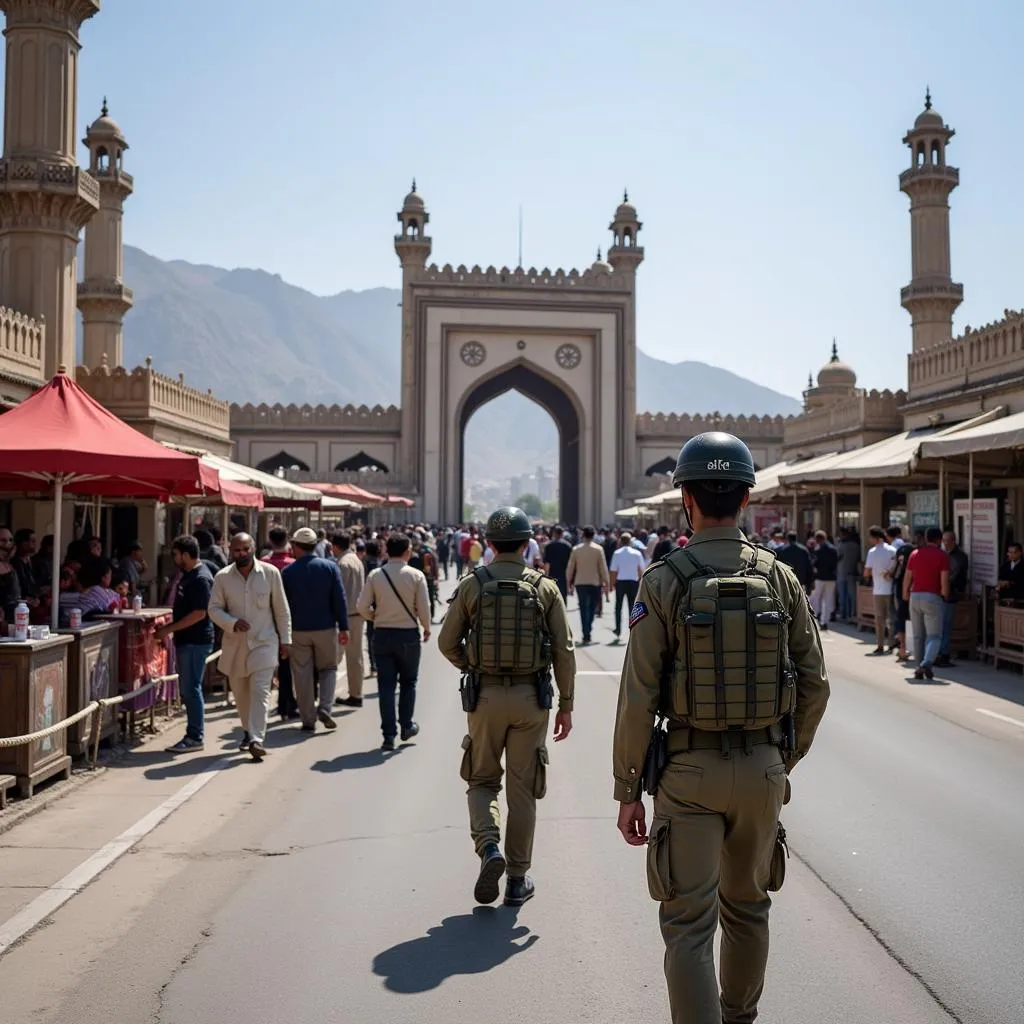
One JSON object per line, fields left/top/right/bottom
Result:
{"left": 281, "top": 527, "right": 349, "bottom": 734}
{"left": 613, "top": 432, "right": 830, "bottom": 1024}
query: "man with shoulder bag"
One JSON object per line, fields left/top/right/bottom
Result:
{"left": 613, "top": 433, "right": 830, "bottom": 1024}
{"left": 438, "top": 506, "right": 576, "bottom": 908}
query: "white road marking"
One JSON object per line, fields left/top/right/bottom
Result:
{"left": 0, "top": 755, "right": 233, "bottom": 957}
{"left": 577, "top": 670, "right": 620, "bottom": 676}
{"left": 976, "top": 708, "right": 1024, "bottom": 730}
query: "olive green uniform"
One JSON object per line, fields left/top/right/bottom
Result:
{"left": 613, "top": 526, "right": 830, "bottom": 1024}
{"left": 439, "top": 553, "right": 576, "bottom": 876}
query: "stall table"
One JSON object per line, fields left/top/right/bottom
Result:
{"left": 856, "top": 585, "right": 875, "bottom": 634}
{"left": 993, "top": 603, "right": 1024, "bottom": 668}
{"left": 0, "top": 634, "right": 74, "bottom": 797}
{"left": 58, "top": 621, "right": 121, "bottom": 757}
{"left": 95, "top": 610, "right": 173, "bottom": 727}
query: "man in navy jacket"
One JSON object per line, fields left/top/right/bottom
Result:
{"left": 282, "top": 527, "right": 349, "bottom": 733}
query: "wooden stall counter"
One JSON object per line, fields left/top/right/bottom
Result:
{"left": 993, "top": 602, "right": 1024, "bottom": 668}
{"left": 95, "top": 609, "right": 173, "bottom": 713}
{"left": 57, "top": 621, "right": 121, "bottom": 758}
{"left": 0, "top": 634, "right": 74, "bottom": 797}
{"left": 856, "top": 584, "right": 875, "bottom": 633}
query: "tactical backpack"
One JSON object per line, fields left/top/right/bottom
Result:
{"left": 662, "top": 545, "right": 794, "bottom": 730}
{"left": 469, "top": 567, "right": 550, "bottom": 675}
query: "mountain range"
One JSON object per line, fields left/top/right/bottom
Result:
{"left": 111, "top": 246, "right": 801, "bottom": 479}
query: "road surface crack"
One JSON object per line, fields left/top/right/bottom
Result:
{"left": 792, "top": 845, "right": 964, "bottom": 1024}
{"left": 152, "top": 924, "right": 214, "bottom": 1023}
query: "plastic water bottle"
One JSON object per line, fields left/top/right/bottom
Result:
{"left": 14, "top": 601, "right": 29, "bottom": 641}
{"left": 132, "top": 593, "right": 143, "bottom": 613}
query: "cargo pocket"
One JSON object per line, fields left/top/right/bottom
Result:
{"left": 646, "top": 817, "right": 675, "bottom": 902}
{"left": 532, "top": 746, "right": 549, "bottom": 799}
{"left": 764, "top": 762, "right": 787, "bottom": 816}
{"left": 459, "top": 734, "right": 473, "bottom": 782}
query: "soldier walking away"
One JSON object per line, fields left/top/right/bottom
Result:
{"left": 612, "top": 433, "right": 830, "bottom": 1024}
{"left": 282, "top": 528, "right": 349, "bottom": 734}
{"left": 357, "top": 534, "right": 431, "bottom": 751}
{"left": 208, "top": 533, "right": 293, "bottom": 761}
{"left": 438, "top": 506, "right": 576, "bottom": 908}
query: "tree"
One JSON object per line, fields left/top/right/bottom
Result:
{"left": 540, "top": 500, "right": 559, "bottom": 522}
{"left": 514, "top": 493, "right": 543, "bottom": 517}
{"left": 463, "top": 503, "right": 475, "bottom": 522}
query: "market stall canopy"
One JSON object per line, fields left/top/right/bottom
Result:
{"left": 0, "top": 371, "right": 216, "bottom": 497}
{"left": 165, "top": 446, "right": 322, "bottom": 509}
{"left": 615, "top": 506, "right": 642, "bottom": 517}
{"left": 304, "top": 482, "right": 389, "bottom": 506}
{"left": 919, "top": 409, "right": 1024, "bottom": 460}
{"left": 320, "top": 494, "right": 360, "bottom": 511}
{"left": 385, "top": 495, "right": 415, "bottom": 508}
{"left": 636, "top": 489, "right": 682, "bottom": 507}
{"left": 748, "top": 459, "right": 802, "bottom": 503}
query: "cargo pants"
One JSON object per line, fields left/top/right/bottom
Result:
{"left": 647, "top": 741, "right": 787, "bottom": 1024}
{"left": 460, "top": 677, "right": 549, "bottom": 878}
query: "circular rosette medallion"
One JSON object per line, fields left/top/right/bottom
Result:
{"left": 460, "top": 341, "right": 486, "bottom": 368}
{"left": 555, "top": 343, "right": 582, "bottom": 370}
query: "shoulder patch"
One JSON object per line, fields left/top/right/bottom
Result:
{"left": 629, "top": 600, "right": 649, "bottom": 628}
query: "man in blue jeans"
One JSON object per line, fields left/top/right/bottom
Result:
{"left": 159, "top": 535, "right": 214, "bottom": 753}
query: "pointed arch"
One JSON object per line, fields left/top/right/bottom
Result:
{"left": 255, "top": 450, "right": 310, "bottom": 474}
{"left": 644, "top": 456, "right": 676, "bottom": 477}
{"left": 334, "top": 451, "right": 390, "bottom": 473}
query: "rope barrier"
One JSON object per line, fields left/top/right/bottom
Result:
{"left": 0, "top": 651, "right": 222, "bottom": 757}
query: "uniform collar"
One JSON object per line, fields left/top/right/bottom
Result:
{"left": 686, "top": 526, "right": 747, "bottom": 548}
{"left": 494, "top": 553, "right": 526, "bottom": 565}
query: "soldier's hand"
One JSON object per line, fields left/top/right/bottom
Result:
{"left": 553, "top": 710, "right": 572, "bottom": 741}
{"left": 617, "top": 800, "right": 648, "bottom": 846}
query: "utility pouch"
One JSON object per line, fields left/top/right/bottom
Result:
{"left": 642, "top": 716, "right": 669, "bottom": 796}
{"left": 536, "top": 671, "right": 554, "bottom": 710}
{"left": 767, "top": 822, "right": 790, "bottom": 892}
{"left": 460, "top": 672, "right": 480, "bottom": 713}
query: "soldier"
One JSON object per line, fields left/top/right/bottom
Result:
{"left": 612, "top": 433, "right": 830, "bottom": 1024}
{"left": 438, "top": 506, "right": 576, "bottom": 908}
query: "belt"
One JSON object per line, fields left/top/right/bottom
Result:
{"left": 479, "top": 672, "right": 539, "bottom": 685}
{"left": 666, "top": 723, "right": 782, "bottom": 755}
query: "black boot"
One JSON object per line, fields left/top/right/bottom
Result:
{"left": 504, "top": 875, "right": 535, "bottom": 907}
{"left": 474, "top": 844, "right": 506, "bottom": 905}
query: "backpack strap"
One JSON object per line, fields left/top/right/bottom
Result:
{"left": 471, "top": 567, "right": 492, "bottom": 669}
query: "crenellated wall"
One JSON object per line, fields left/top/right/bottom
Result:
{"left": 783, "top": 389, "right": 905, "bottom": 452}
{"left": 415, "top": 262, "right": 632, "bottom": 291}
{"left": 636, "top": 411, "right": 789, "bottom": 439}
{"left": 907, "top": 309, "right": 1024, "bottom": 401}
{"left": 231, "top": 401, "right": 402, "bottom": 431}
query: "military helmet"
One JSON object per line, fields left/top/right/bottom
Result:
{"left": 672, "top": 431, "right": 757, "bottom": 489}
{"left": 485, "top": 506, "right": 533, "bottom": 542}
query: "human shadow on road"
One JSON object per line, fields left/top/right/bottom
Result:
{"left": 310, "top": 746, "right": 409, "bottom": 773}
{"left": 372, "top": 907, "right": 538, "bottom": 993}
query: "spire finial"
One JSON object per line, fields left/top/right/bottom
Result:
{"left": 807, "top": 372, "right": 813, "bottom": 390}
{"left": 101, "top": 95, "right": 108, "bottom": 117}
{"left": 924, "top": 87, "right": 932, "bottom": 111}
{"left": 596, "top": 247, "right": 602, "bottom": 261}
{"left": 831, "top": 338, "right": 839, "bottom": 361}
{"left": 411, "top": 177, "right": 417, "bottom": 192}
{"left": 623, "top": 188, "right": 629, "bottom": 203}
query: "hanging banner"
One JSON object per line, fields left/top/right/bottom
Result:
{"left": 954, "top": 497, "right": 999, "bottom": 592}
{"left": 909, "top": 490, "right": 940, "bottom": 533}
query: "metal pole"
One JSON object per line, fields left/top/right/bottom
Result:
{"left": 830, "top": 485, "right": 837, "bottom": 537}
{"left": 968, "top": 451, "right": 975, "bottom": 592}
{"left": 939, "top": 459, "right": 946, "bottom": 530}
{"left": 50, "top": 477, "right": 63, "bottom": 631}
{"left": 791, "top": 492, "right": 798, "bottom": 534}
{"left": 859, "top": 479, "right": 866, "bottom": 537}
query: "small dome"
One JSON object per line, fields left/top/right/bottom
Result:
{"left": 914, "top": 89, "right": 944, "bottom": 130}
{"left": 816, "top": 341, "right": 857, "bottom": 388}
{"left": 615, "top": 189, "right": 637, "bottom": 220}
{"left": 591, "top": 248, "right": 612, "bottom": 273}
{"left": 86, "top": 99, "right": 125, "bottom": 141}
{"left": 402, "top": 179, "right": 425, "bottom": 211}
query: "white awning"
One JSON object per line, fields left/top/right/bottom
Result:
{"left": 320, "top": 494, "right": 360, "bottom": 510}
{"left": 164, "top": 445, "right": 323, "bottom": 507}
{"left": 919, "top": 409, "right": 1024, "bottom": 459}
{"left": 636, "top": 489, "right": 682, "bottom": 507}
{"left": 749, "top": 458, "right": 800, "bottom": 502}
{"left": 615, "top": 506, "right": 641, "bottom": 517}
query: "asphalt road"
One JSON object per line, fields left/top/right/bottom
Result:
{"left": 1, "top": 581, "right": 1021, "bottom": 1024}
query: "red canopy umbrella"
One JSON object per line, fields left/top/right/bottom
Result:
{"left": 0, "top": 371, "right": 219, "bottom": 626}
{"left": 304, "top": 482, "right": 386, "bottom": 506}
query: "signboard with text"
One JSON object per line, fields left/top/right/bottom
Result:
{"left": 954, "top": 497, "right": 999, "bottom": 591}
{"left": 909, "top": 490, "right": 940, "bottom": 533}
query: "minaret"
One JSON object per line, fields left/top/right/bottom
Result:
{"left": 900, "top": 90, "right": 963, "bottom": 352}
{"left": 394, "top": 181, "right": 432, "bottom": 485}
{"left": 78, "top": 99, "right": 134, "bottom": 369}
{"left": 0, "top": 1, "right": 102, "bottom": 378}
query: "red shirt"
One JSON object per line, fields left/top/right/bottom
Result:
{"left": 907, "top": 545, "right": 949, "bottom": 595}
{"left": 262, "top": 550, "right": 294, "bottom": 571}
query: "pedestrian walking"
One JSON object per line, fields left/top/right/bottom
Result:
{"left": 158, "top": 535, "right": 214, "bottom": 753}
{"left": 357, "top": 534, "right": 430, "bottom": 751}
{"left": 862, "top": 526, "right": 897, "bottom": 653}
{"left": 609, "top": 531, "right": 645, "bottom": 640}
{"left": 938, "top": 531, "right": 969, "bottom": 666}
{"left": 281, "top": 527, "right": 349, "bottom": 734}
{"left": 566, "top": 525, "right": 610, "bottom": 645}
{"left": 903, "top": 527, "right": 950, "bottom": 679}
{"left": 262, "top": 527, "right": 297, "bottom": 719}
{"left": 333, "top": 531, "right": 366, "bottom": 708}
{"left": 438, "top": 506, "right": 575, "bottom": 908}
{"left": 613, "top": 432, "right": 830, "bottom": 1024}
{"left": 542, "top": 526, "right": 572, "bottom": 600}
{"left": 208, "top": 533, "right": 292, "bottom": 761}
{"left": 810, "top": 529, "right": 838, "bottom": 628}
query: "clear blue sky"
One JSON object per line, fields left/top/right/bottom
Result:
{"left": 54, "top": 0, "right": 1024, "bottom": 399}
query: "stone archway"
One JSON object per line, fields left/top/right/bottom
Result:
{"left": 459, "top": 364, "right": 581, "bottom": 524}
